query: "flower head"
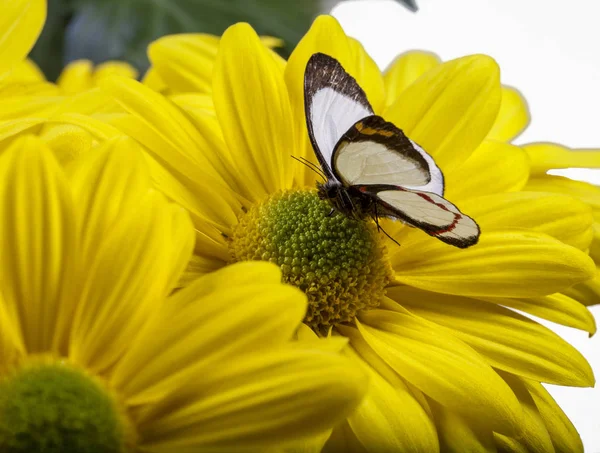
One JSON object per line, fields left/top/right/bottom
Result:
{"left": 0, "top": 134, "right": 367, "bottom": 452}
{"left": 95, "top": 15, "right": 599, "bottom": 452}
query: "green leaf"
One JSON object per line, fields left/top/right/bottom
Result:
{"left": 29, "top": 0, "right": 75, "bottom": 81}
{"left": 30, "top": 0, "right": 420, "bottom": 81}
{"left": 37, "top": 0, "right": 321, "bottom": 80}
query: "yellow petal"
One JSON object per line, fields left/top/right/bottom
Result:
{"left": 486, "top": 86, "right": 530, "bottom": 142}
{"left": 0, "top": 135, "right": 76, "bottom": 354}
{"left": 169, "top": 261, "right": 285, "bottom": 310}
{"left": 590, "top": 223, "right": 600, "bottom": 264}
{"left": 3, "top": 58, "right": 46, "bottom": 84}
{"left": 112, "top": 262, "right": 306, "bottom": 403}
{"left": 323, "top": 421, "right": 368, "bottom": 453}
{"left": 445, "top": 140, "right": 529, "bottom": 200}
{"left": 523, "top": 380, "right": 584, "bottom": 453}
{"left": 460, "top": 191, "right": 594, "bottom": 251}
{"left": 69, "top": 188, "right": 194, "bottom": 374}
{"left": 390, "top": 286, "right": 594, "bottom": 386}
{"left": 0, "top": 291, "right": 25, "bottom": 365}
{"left": 93, "top": 60, "right": 138, "bottom": 81}
{"left": 499, "top": 372, "right": 555, "bottom": 453}
{"left": 429, "top": 398, "right": 496, "bottom": 453}
{"left": 342, "top": 345, "right": 440, "bottom": 453}
{"left": 525, "top": 142, "right": 600, "bottom": 175}
{"left": 141, "top": 152, "right": 233, "bottom": 262}
{"left": 136, "top": 349, "right": 367, "bottom": 453}
{"left": 141, "top": 67, "right": 167, "bottom": 92}
{"left": 563, "top": 272, "right": 600, "bottom": 307}
{"left": 39, "top": 123, "right": 94, "bottom": 165}
{"left": 349, "top": 309, "right": 523, "bottom": 435}
{"left": 0, "top": 80, "right": 57, "bottom": 97}
{"left": 494, "top": 433, "right": 528, "bottom": 453}
{"left": 147, "top": 33, "right": 280, "bottom": 95}
{"left": 391, "top": 231, "right": 596, "bottom": 298}
{"left": 99, "top": 75, "right": 243, "bottom": 198}
{"left": 347, "top": 37, "right": 386, "bottom": 113}
{"left": 480, "top": 293, "right": 596, "bottom": 335}
{"left": 0, "top": 95, "right": 62, "bottom": 121}
{"left": 148, "top": 34, "right": 220, "bottom": 93}
{"left": 525, "top": 175, "right": 600, "bottom": 219}
{"left": 178, "top": 255, "right": 227, "bottom": 288}
{"left": 384, "top": 55, "right": 501, "bottom": 173}
{"left": 169, "top": 92, "right": 215, "bottom": 114}
{"left": 383, "top": 51, "right": 441, "bottom": 107}
{"left": 277, "top": 430, "right": 332, "bottom": 453}
{"left": 67, "top": 137, "right": 151, "bottom": 267}
{"left": 0, "top": 0, "right": 46, "bottom": 77}
{"left": 0, "top": 117, "right": 44, "bottom": 145}
{"left": 214, "top": 23, "right": 295, "bottom": 200}
{"left": 54, "top": 87, "right": 120, "bottom": 116}
{"left": 285, "top": 15, "right": 385, "bottom": 186}
{"left": 56, "top": 60, "right": 94, "bottom": 94}
{"left": 49, "top": 112, "right": 122, "bottom": 141}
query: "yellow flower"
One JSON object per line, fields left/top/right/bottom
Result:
{"left": 143, "top": 33, "right": 282, "bottom": 95}
{"left": 56, "top": 60, "right": 138, "bottom": 95}
{"left": 97, "top": 15, "right": 597, "bottom": 452}
{"left": 385, "top": 51, "right": 600, "bottom": 308}
{"left": 0, "top": 134, "right": 367, "bottom": 452}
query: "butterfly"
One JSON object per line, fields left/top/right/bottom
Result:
{"left": 303, "top": 52, "right": 480, "bottom": 248}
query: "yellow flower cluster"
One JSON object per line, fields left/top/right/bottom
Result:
{"left": 0, "top": 0, "right": 598, "bottom": 452}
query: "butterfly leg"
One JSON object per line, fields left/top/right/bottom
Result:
{"left": 374, "top": 202, "right": 381, "bottom": 232}
{"left": 327, "top": 208, "right": 335, "bottom": 217}
{"left": 373, "top": 202, "right": 401, "bottom": 246}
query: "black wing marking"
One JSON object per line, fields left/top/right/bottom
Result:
{"left": 331, "top": 115, "right": 436, "bottom": 188}
{"left": 304, "top": 53, "right": 374, "bottom": 178}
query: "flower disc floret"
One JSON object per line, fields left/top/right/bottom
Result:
{"left": 230, "top": 190, "right": 393, "bottom": 335}
{"left": 0, "top": 359, "right": 135, "bottom": 453}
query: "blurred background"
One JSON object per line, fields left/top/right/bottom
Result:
{"left": 31, "top": 0, "right": 600, "bottom": 450}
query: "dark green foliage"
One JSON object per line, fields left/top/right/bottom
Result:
{"left": 30, "top": 0, "right": 418, "bottom": 81}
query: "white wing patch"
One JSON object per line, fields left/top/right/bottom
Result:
{"left": 334, "top": 140, "right": 430, "bottom": 187}
{"left": 310, "top": 87, "right": 372, "bottom": 167}
{"left": 404, "top": 140, "right": 444, "bottom": 196}
{"left": 377, "top": 189, "right": 479, "bottom": 247}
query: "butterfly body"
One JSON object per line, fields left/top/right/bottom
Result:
{"left": 303, "top": 53, "right": 480, "bottom": 248}
{"left": 317, "top": 179, "right": 367, "bottom": 219}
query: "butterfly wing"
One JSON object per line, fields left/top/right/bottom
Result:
{"left": 332, "top": 115, "right": 444, "bottom": 195}
{"left": 359, "top": 184, "right": 479, "bottom": 248}
{"left": 304, "top": 53, "right": 374, "bottom": 178}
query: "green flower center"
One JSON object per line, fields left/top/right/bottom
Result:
{"left": 0, "top": 359, "right": 135, "bottom": 453}
{"left": 230, "top": 189, "right": 393, "bottom": 335}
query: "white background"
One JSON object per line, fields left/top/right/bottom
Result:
{"left": 331, "top": 0, "right": 600, "bottom": 451}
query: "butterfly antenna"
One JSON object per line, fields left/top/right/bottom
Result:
{"left": 296, "top": 155, "right": 324, "bottom": 173}
{"left": 291, "top": 155, "right": 326, "bottom": 181}
{"left": 298, "top": 156, "right": 327, "bottom": 180}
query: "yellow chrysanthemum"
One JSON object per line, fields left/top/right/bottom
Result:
{"left": 96, "top": 15, "right": 597, "bottom": 452}
{"left": 0, "top": 134, "right": 367, "bottom": 452}
{"left": 384, "top": 50, "right": 600, "bottom": 308}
